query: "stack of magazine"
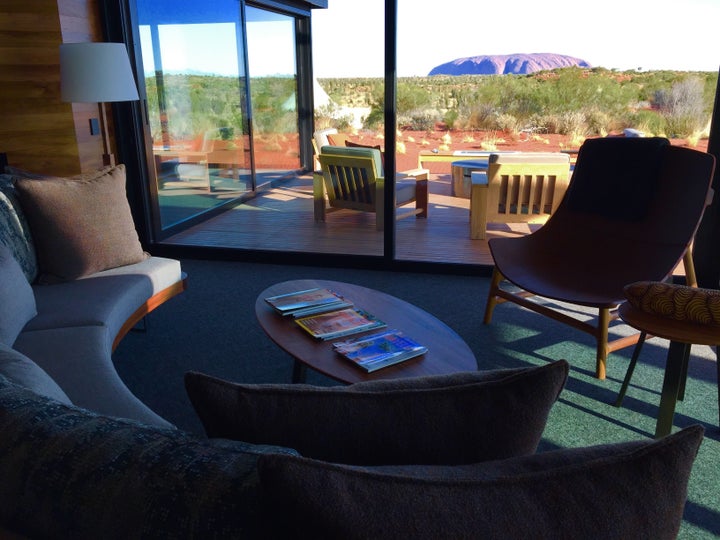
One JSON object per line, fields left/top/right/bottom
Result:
{"left": 294, "top": 308, "right": 386, "bottom": 340}
{"left": 264, "top": 288, "right": 352, "bottom": 318}
{"left": 265, "top": 288, "right": 427, "bottom": 364}
{"left": 333, "top": 330, "right": 428, "bottom": 372}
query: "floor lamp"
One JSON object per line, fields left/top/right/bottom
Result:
{"left": 60, "top": 42, "right": 140, "bottom": 167}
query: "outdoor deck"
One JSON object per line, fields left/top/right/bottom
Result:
{"left": 161, "top": 171, "right": 540, "bottom": 265}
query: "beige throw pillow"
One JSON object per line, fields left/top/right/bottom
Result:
{"left": 15, "top": 165, "right": 147, "bottom": 283}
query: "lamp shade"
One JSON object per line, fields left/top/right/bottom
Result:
{"left": 60, "top": 42, "right": 140, "bottom": 103}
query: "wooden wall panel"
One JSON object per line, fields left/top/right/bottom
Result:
{"left": 0, "top": 0, "right": 105, "bottom": 175}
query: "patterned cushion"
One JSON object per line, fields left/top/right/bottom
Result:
{"left": 14, "top": 165, "right": 148, "bottom": 283}
{"left": 185, "top": 360, "right": 569, "bottom": 466}
{"left": 0, "top": 245, "right": 36, "bottom": 346}
{"left": 258, "top": 425, "right": 704, "bottom": 539}
{"left": 0, "top": 175, "right": 37, "bottom": 283}
{"left": 624, "top": 281, "right": 720, "bottom": 326}
{"left": 0, "top": 374, "right": 298, "bottom": 539}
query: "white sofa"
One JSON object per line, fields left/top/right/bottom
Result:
{"left": 0, "top": 159, "right": 185, "bottom": 428}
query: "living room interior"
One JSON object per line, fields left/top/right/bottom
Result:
{"left": 1, "top": 0, "right": 720, "bottom": 538}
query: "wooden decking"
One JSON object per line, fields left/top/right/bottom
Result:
{"left": 161, "top": 172, "right": 539, "bottom": 265}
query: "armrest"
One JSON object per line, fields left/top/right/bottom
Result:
{"left": 398, "top": 168, "right": 430, "bottom": 181}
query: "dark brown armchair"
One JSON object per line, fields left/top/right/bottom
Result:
{"left": 483, "top": 137, "right": 716, "bottom": 379}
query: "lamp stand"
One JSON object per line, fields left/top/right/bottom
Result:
{"left": 98, "top": 102, "right": 116, "bottom": 167}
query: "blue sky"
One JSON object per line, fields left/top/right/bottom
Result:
{"left": 138, "top": 0, "right": 720, "bottom": 78}
{"left": 313, "top": 0, "right": 720, "bottom": 77}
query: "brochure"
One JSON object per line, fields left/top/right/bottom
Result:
{"left": 265, "top": 287, "right": 352, "bottom": 317}
{"left": 333, "top": 329, "right": 428, "bottom": 372}
{"left": 295, "top": 308, "right": 386, "bottom": 340}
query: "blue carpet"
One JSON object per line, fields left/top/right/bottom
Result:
{"left": 113, "top": 258, "right": 720, "bottom": 539}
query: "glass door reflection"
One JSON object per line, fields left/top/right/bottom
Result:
{"left": 137, "top": 1, "right": 251, "bottom": 229}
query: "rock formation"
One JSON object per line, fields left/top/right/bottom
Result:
{"left": 428, "top": 53, "right": 591, "bottom": 76}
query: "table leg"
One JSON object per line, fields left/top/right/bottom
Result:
{"left": 655, "top": 341, "right": 689, "bottom": 438}
{"left": 292, "top": 360, "right": 307, "bottom": 384}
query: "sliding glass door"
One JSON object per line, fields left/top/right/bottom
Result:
{"left": 136, "top": 1, "right": 252, "bottom": 229}
{"left": 245, "top": 6, "right": 301, "bottom": 184}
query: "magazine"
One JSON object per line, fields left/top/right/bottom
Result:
{"left": 295, "top": 308, "right": 386, "bottom": 340}
{"left": 333, "top": 329, "right": 428, "bottom": 372}
{"left": 265, "top": 287, "right": 352, "bottom": 317}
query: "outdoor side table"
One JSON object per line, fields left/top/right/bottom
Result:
{"left": 451, "top": 159, "right": 488, "bottom": 198}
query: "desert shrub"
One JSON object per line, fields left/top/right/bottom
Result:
{"left": 491, "top": 113, "right": 521, "bottom": 133}
{"left": 584, "top": 108, "right": 614, "bottom": 136}
{"left": 457, "top": 103, "right": 496, "bottom": 130}
{"left": 443, "top": 109, "right": 459, "bottom": 129}
{"left": 655, "top": 77, "right": 708, "bottom": 137}
{"left": 556, "top": 111, "right": 587, "bottom": 135}
{"left": 628, "top": 109, "right": 667, "bottom": 137}
{"left": 314, "top": 103, "right": 354, "bottom": 131}
{"left": 400, "top": 110, "right": 438, "bottom": 131}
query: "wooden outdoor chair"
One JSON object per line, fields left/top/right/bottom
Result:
{"left": 483, "top": 137, "right": 716, "bottom": 379}
{"left": 470, "top": 152, "right": 571, "bottom": 239}
{"left": 314, "top": 145, "right": 428, "bottom": 231}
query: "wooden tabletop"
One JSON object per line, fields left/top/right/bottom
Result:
{"left": 255, "top": 279, "right": 478, "bottom": 384}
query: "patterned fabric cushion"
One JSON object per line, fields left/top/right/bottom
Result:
{"left": 185, "top": 360, "right": 569, "bottom": 466}
{"left": 0, "top": 374, "right": 298, "bottom": 539}
{"left": 0, "top": 175, "right": 37, "bottom": 283}
{"left": 14, "top": 165, "right": 148, "bottom": 283}
{"left": 0, "top": 245, "right": 36, "bottom": 346}
{"left": 258, "top": 425, "right": 704, "bottom": 539}
{"left": 624, "top": 281, "right": 720, "bottom": 326}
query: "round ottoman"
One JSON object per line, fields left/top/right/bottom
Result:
{"left": 451, "top": 159, "right": 488, "bottom": 198}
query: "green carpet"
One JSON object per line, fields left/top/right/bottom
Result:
{"left": 113, "top": 258, "right": 720, "bottom": 539}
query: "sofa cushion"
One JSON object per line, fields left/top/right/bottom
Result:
{"left": 12, "top": 325, "right": 174, "bottom": 428}
{"left": 320, "top": 145, "right": 384, "bottom": 178}
{"left": 0, "top": 344, "right": 71, "bottom": 405}
{"left": 0, "top": 374, "right": 297, "bottom": 539}
{"left": 0, "top": 245, "right": 37, "bottom": 346}
{"left": 0, "top": 175, "right": 37, "bottom": 282}
{"left": 257, "top": 425, "right": 703, "bottom": 539}
{"left": 14, "top": 165, "right": 148, "bottom": 283}
{"left": 185, "top": 360, "right": 569, "bottom": 465}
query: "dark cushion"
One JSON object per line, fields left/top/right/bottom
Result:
{"left": 0, "top": 245, "right": 36, "bottom": 346}
{"left": 14, "top": 165, "right": 148, "bottom": 283}
{"left": 565, "top": 136, "right": 669, "bottom": 221}
{"left": 185, "top": 360, "right": 569, "bottom": 465}
{"left": 0, "top": 374, "right": 297, "bottom": 539}
{"left": 257, "top": 425, "right": 704, "bottom": 540}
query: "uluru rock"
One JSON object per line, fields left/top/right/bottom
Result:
{"left": 428, "top": 53, "right": 591, "bottom": 76}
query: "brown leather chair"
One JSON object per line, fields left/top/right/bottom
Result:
{"left": 483, "top": 137, "right": 716, "bottom": 379}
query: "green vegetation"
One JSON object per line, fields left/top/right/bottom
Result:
{"left": 145, "top": 74, "right": 297, "bottom": 142}
{"left": 144, "top": 69, "right": 718, "bottom": 145}
{"left": 318, "top": 68, "right": 718, "bottom": 140}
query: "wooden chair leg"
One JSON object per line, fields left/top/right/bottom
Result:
{"left": 677, "top": 344, "right": 692, "bottom": 402}
{"left": 415, "top": 179, "right": 428, "bottom": 218}
{"left": 615, "top": 331, "right": 647, "bottom": 407}
{"left": 483, "top": 268, "right": 504, "bottom": 324}
{"left": 655, "top": 341, "right": 690, "bottom": 438}
{"left": 596, "top": 308, "right": 611, "bottom": 380}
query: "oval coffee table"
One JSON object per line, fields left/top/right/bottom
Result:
{"left": 256, "top": 279, "right": 478, "bottom": 384}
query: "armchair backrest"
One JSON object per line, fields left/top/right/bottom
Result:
{"left": 487, "top": 152, "right": 571, "bottom": 218}
{"left": 318, "top": 146, "right": 384, "bottom": 212}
